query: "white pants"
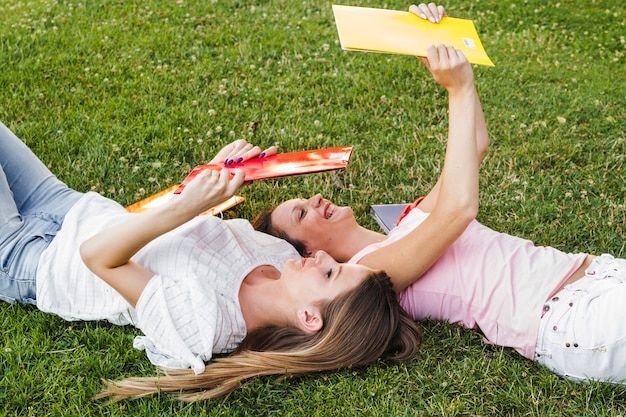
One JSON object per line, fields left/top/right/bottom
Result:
{"left": 535, "top": 254, "right": 626, "bottom": 385}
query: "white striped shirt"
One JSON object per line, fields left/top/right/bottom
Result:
{"left": 36, "top": 192, "right": 300, "bottom": 373}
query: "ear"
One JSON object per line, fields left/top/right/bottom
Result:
{"left": 296, "top": 308, "right": 323, "bottom": 333}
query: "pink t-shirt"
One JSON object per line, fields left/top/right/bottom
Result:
{"left": 349, "top": 208, "right": 587, "bottom": 359}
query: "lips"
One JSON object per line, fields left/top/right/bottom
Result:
{"left": 324, "top": 202, "right": 335, "bottom": 219}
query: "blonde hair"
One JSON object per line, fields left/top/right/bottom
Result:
{"left": 96, "top": 271, "right": 420, "bottom": 402}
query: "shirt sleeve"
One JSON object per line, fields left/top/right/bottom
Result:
{"left": 133, "top": 274, "right": 219, "bottom": 374}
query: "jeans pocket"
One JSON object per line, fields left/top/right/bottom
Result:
{"left": 0, "top": 234, "right": 48, "bottom": 305}
{"left": 0, "top": 213, "right": 62, "bottom": 305}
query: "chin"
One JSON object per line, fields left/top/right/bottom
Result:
{"left": 329, "top": 207, "right": 357, "bottom": 229}
{"left": 332, "top": 205, "right": 352, "bottom": 220}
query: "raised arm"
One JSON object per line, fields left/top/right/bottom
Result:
{"left": 80, "top": 143, "right": 256, "bottom": 306}
{"left": 416, "top": 86, "right": 489, "bottom": 213}
{"left": 358, "top": 45, "right": 479, "bottom": 292}
{"left": 409, "top": 3, "right": 489, "bottom": 213}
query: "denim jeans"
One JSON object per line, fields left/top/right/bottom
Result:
{"left": 0, "top": 122, "right": 83, "bottom": 304}
{"left": 535, "top": 254, "right": 626, "bottom": 386}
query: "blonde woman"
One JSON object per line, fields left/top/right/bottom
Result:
{"left": 0, "top": 123, "right": 420, "bottom": 401}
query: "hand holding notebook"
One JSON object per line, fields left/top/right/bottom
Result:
{"left": 332, "top": 5, "right": 494, "bottom": 66}
{"left": 174, "top": 146, "right": 354, "bottom": 194}
{"left": 128, "top": 144, "right": 353, "bottom": 214}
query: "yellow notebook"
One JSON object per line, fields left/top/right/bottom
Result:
{"left": 126, "top": 185, "right": 245, "bottom": 216}
{"left": 332, "top": 5, "right": 494, "bottom": 67}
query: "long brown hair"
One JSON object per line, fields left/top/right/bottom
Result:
{"left": 96, "top": 271, "right": 420, "bottom": 402}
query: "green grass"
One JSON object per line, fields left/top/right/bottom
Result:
{"left": 1, "top": 0, "right": 625, "bottom": 415}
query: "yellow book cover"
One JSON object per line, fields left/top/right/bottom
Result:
{"left": 332, "top": 5, "right": 494, "bottom": 67}
{"left": 126, "top": 185, "right": 245, "bottom": 216}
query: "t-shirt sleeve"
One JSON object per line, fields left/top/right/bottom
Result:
{"left": 133, "top": 274, "right": 219, "bottom": 374}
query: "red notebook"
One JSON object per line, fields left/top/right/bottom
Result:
{"left": 174, "top": 146, "right": 354, "bottom": 194}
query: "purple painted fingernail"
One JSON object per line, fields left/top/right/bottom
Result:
{"left": 258, "top": 152, "right": 266, "bottom": 158}
{"left": 224, "top": 158, "right": 229, "bottom": 164}
{"left": 236, "top": 157, "right": 244, "bottom": 163}
{"left": 226, "top": 159, "right": 234, "bottom": 165}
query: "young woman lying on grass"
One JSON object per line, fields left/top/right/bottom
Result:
{"left": 0, "top": 122, "right": 420, "bottom": 401}
{"left": 254, "top": 4, "right": 626, "bottom": 388}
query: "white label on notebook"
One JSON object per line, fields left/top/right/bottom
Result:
{"left": 463, "top": 37, "right": 476, "bottom": 49}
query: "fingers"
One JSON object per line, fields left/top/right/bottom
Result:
{"left": 208, "top": 140, "right": 240, "bottom": 165}
{"left": 177, "top": 167, "right": 245, "bottom": 215}
{"left": 427, "top": 44, "right": 467, "bottom": 68}
{"left": 210, "top": 139, "right": 278, "bottom": 165}
{"left": 223, "top": 142, "right": 278, "bottom": 165}
{"left": 223, "top": 141, "right": 261, "bottom": 165}
{"left": 259, "top": 145, "right": 277, "bottom": 159}
{"left": 227, "top": 168, "right": 246, "bottom": 191}
{"left": 206, "top": 168, "right": 245, "bottom": 200}
{"left": 409, "top": 3, "right": 446, "bottom": 23}
{"left": 209, "top": 167, "right": 246, "bottom": 190}
{"left": 425, "top": 44, "right": 441, "bottom": 66}
{"left": 188, "top": 168, "right": 220, "bottom": 192}
{"left": 423, "top": 44, "right": 473, "bottom": 91}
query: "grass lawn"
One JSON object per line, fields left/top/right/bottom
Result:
{"left": 1, "top": 0, "right": 625, "bottom": 415}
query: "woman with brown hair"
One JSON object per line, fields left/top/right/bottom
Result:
{"left": 254, "top": 5, "right": 626, "bottom": 388}
{"left": 0, "top": 124, "right": 420, "bottom": 401}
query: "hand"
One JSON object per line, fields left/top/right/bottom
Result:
{"left": 420, "top": 44, "right": 474, "bottom": 93}
{"left": 409, "top": 3, "right": 446, "bottom": 24}
{"left": 173, "top": 167, "right": 245, "bottom": 216}
{"left": 209, "top": 139, "right": 277, "bottom": 165}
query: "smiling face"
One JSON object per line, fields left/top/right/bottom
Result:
{"left": 271, "top": 194, "right": 359, "bottom": 257}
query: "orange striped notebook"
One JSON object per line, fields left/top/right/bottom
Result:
{"left": 126, "top": 185, "right": 245, "bottom": 216}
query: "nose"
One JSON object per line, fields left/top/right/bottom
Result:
{"left": 313, "top": 250, "right": 330, "bottom": 265}
{"left": 309, "top": 194, "right": 323, "bottom": 208}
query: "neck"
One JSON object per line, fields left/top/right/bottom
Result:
{"left": 330, "top": 225, "right": 386, "bottom": 263}
{"left": 239, "top": 265, "right": 291, "bottom": 332}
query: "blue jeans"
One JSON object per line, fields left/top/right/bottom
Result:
{"left": 0, "top": 122, "right": 83, "bottom": 304}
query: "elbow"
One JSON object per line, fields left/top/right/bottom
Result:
{"left": 434, "top": 198, "right": 477, "bottom": 233}
{"left": 454, "top": 199, "right": 478, "bottom": 227}
{"left": 462, "top": 189, "right": 479, "bottom": 220}
{"left": 462, "top": 200, "right": 478, "bottom": 224}
{"left": 478, "top": 142, "right": 489, "bottom": 161}
{"left": 446, "top": 205, "right": 476, "bottom": 237}
{"left": 477, "top": 133, "right": 490, "bottom": 161}
{"left": 79, "top": 239, "right": 97, "bottom": 273}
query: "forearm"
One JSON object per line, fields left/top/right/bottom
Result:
{"left": 81, "top": 167, "right": 243, "bottom": 273}
{"left": 80, "top": 203, "right": 192, "bottom": 271}
{"left": 436, "top": 88, "right": 479, "bottom": 217}
{"left": 79, "top": 203, "right": 194, "bottom": 306}
{"left": 473, "top": 87, "right": 490, "bottom": 162}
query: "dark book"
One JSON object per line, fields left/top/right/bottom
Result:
{"left": 368, "top": 203, "right": 409, "bottom": 234}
